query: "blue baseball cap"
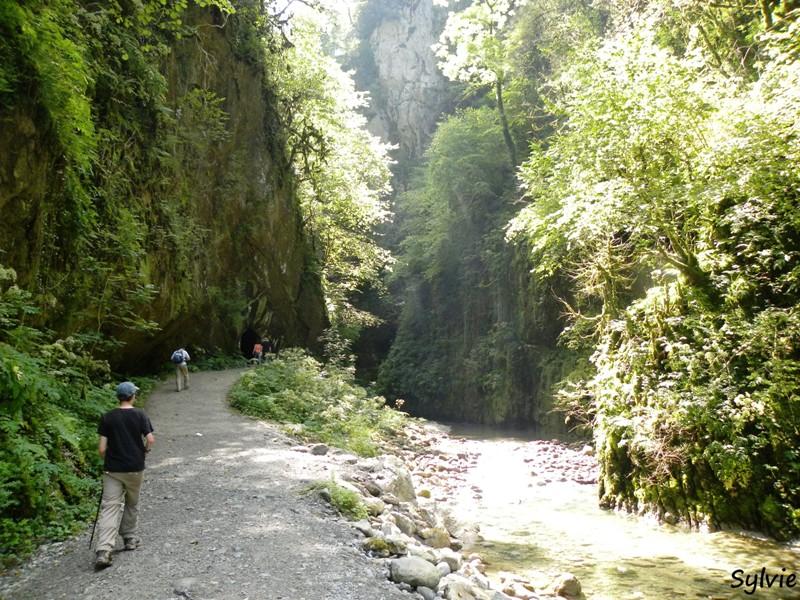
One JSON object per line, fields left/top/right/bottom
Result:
{"left": 116, "top": 381, "right": 140, "bottom": 399}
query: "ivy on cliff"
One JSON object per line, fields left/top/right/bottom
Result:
{"left": 0, "top": 0, "right": 235, "bottom": 563}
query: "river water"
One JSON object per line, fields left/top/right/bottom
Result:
{"left": 435, "top": 425, "right": 800, "bottom": 600}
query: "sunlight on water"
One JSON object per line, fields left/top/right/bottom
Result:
{"left": 439, "top": 428, "right": 800, "bottom": 600}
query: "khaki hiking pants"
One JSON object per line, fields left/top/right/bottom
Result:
{"left": 96, "top": 471, "right": 144, "bottom": 552}
{"left": 176, "top": 363, "right": 189, "bottom": 391}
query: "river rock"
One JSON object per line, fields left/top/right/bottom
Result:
{"left": 173, "top": 578, "right": 199, "bottom": 596}
{"left": 390, "top": 556, "right": 442, "bottom": 589}
{"left": 363, "top": 496, "right": 386, "bottom": 516}
{"left": 392, "top": 511, "right": 417, "bottom": 536}
{"left": 383, "top": 492, "right": 402, "bottom": 506}
{"left": 662, "top": 511, "right": 678, "bottom": 525}
{"left": 381, "top": 519, "right": 404, "bottom": 538}
{"left": 553, "top": 572, "right": 581, "bottom": 597}
{"left": 439, "top": 574, "right": 512, "bottom": 600}
{"left": 362, "top": 479, "right": 383, "bottom": 496}
{"left": 502, "top": 582, "right": 539, "bottom": 599}
{"left": 435, "top": 547, "right": 463, "bottom": 572}
{"left": 417, "top": 506, "right": 440, "bottom": 528}
{"left": 436, "top": 561, "right": 452, "bottom": 576}
{"left": 439, "top": 574, "right": 478, "bottom": 600}
{"left": 421, "top": 526, "right": 451, "bottom": 548}
{"left": 310, "top": 443, "right": 329, "bottom": 455}
{"left": 407, "top": 542, "right": 438, "bottom": 563}
{"left": 353, "top": 519, "right": 376, "bottom": 537}
{"left": 363, "top": 535, "right": 407, "bottom": 558}
{"left": 378, "top": 457, "right": 417, "bottom": 503}
{"left": 357, "top": 457, "right": 381, "bottom": 472}
{"left": 417, "top": 586, "right": 438, "bottom": 600}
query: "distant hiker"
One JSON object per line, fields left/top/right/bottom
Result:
{"left": 252, "top": 342, "right": 263, "bottom": 363}
{"left": 94, "top": 381, "right": 155, "bottom": 570}
{"left": 171, "top": 347, "right": 190, "bottom": 392}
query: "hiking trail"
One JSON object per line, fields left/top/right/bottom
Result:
{"left": 0, "top": 370, "right": 409, "bottom": 600}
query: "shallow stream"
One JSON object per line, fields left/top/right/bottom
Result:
{"left": 438, "top": 425, "right": 800, "bottom": 600}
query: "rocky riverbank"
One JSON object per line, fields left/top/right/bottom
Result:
{"left": 294, "top": 419, "right": 597, "bottom": 600}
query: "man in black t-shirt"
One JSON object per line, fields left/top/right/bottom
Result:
{"left": 94, "top": 381, "right": 155, "bottom": 569}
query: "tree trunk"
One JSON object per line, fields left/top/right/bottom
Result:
{"left": 760, "top": 0, "right": 774, "bottom": 29}
{"left": 495, "top": 79, "right": 517, "bottom": 168}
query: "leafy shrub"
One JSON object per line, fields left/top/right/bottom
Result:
{"left": 189, "top": 352, "right": 248, "bottom": 372}
{"left": 229, "top": 349, "right": 406, "bottom": 457}
{"left": 0, "top": 312, "right": 109, "bottom": 563}
{"left": 308, "top": 480, "right": 369, "bottom": 521}
{"left": 0, "top": 267, "right": 159, "bottom": 564}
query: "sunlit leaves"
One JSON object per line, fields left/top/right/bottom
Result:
{"left": 510, "top": 1, "right": 800, "bottom": 535}
{"left": 268, "top": 16, "right": 393, "bottom": 330}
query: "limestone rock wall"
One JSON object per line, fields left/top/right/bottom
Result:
{"left": 0, "top": 4, "right": 327, "bottom": 371}
{"left": 355, "top": 0, "right": 453, "bottom": 172}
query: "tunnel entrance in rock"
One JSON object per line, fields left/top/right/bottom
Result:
{"left": 240, "top": 328, "right": 259, "bottom": 358}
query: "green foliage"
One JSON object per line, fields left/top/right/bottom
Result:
{"left": 511, "top": 3, "right": 800, "bottom": 536}
{"left": 0, "top": 1, "right": 96, "bottom": 169}
{"left": 379, "top": 1, "right": 603, "bottom": 426}
{"left": 378, "top": 106, "right": 570, "bottom": 423}
{"left": 308, "top": 479, "right": 369, "bottom": 520}
{"left": 190, "top": 351, "right": 248, "bottom": 371}
{"left": 261, "top": 14, "right": 393, "bottom": 342}
{"left": 0, "top": 0, "right": 237, "bottom": 341}
{"left": 0, "top": 268, "right": 121, "bottom": 564}
{"left": 434, "top": 0, "right": 524, "bottom": 166}
{"left": 229, "top": 349, "right": 406, "bottom": 457}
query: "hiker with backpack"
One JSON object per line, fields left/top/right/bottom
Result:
{"left": 94, "top": 381, "right": 155, "bottom": 569}
{"left": 171, "top": 347, "right": 190, "bottom": 392}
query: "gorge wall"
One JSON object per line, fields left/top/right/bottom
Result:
{"left": 353, "top": 1, "right": 568, "bottom": 427}
{"left": 0, "top": 2, "right": 326, "bottom": 371}
{"left": 351, "top": 0, "right": 454, "bottom": 181}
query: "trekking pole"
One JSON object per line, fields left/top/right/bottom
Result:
{"left": 88, "top": 485, "right": 103, "bottom": 549}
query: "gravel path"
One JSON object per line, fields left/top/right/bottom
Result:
{"left": 0, "top": 369, "right": 409, "bottom": 600}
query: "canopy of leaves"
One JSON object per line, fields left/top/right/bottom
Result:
{"left": 265, "top": 14, "right": 394, "bottom": 336}
{"left": 509, "top": 3, "right": 800, "bottom": 536}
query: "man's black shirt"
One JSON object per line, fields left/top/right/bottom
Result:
{"left": 98, "top": 408, "right": 154, "bottom": 472}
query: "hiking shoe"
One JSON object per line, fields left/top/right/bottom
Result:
{"left": 94, "top": 550, "right": 112, "bottom": 569}
{"left": 123, "top": 537, "right": 140, "bottom": 550}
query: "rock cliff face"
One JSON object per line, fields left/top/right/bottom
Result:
{"left": 354, "top": 0, "right": 452, "bottom": 175}
{"left": 0, "top": 5, "right": 326, "bottom": 370}
{"left": 128, "top": 6, "right": 328, "bottom": 367}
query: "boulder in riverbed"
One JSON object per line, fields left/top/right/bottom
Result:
{"left": 421, "top": 526, "right": 452, "bottom": 548}
{"left": 553, "top": 572, "right": 582, "bottom": 598}
{"left": 390, "top": 556, "right": 442, "bottom": 589}
{"left": 363, "top": 535, "right": 407, "bottom": 558}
